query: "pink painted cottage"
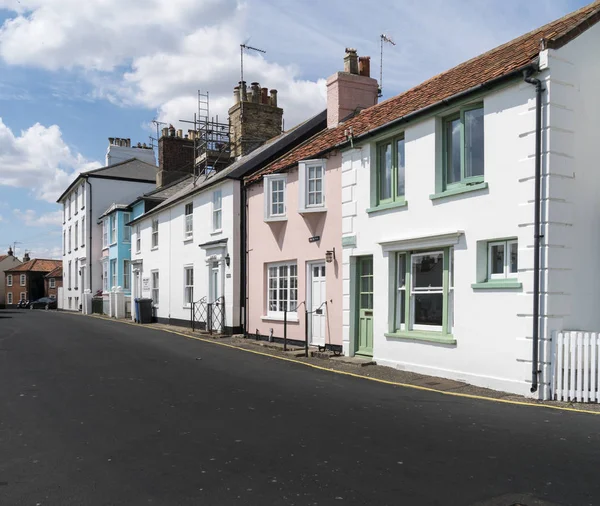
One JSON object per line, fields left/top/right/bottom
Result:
{"left": 244, "top": 49, "right": 379, "bottom": 351}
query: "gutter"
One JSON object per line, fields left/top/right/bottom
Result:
{"left": 256, "top": 62, "right": 540, "bottom": 181}
{"left": 523, "top": 68, "right": 545, "bottom": 394}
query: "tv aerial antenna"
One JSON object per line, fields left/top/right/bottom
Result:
{"left": 379, "top": 33, "right": 396, "bottom": 97}
{"left": 240, "top": 40, "right": 266, "bottom": 85}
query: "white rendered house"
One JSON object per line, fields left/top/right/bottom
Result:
{"left": 56, "top": 158, "right": 156, "bottom": 311}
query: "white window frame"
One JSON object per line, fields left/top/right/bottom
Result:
{"left": 110, "top": 258, "right": 117, "bottom": 289}
{"left": 7, "top": 292, "right": 12, "bottom": 304}
{"left": 123, "top": 213, "right": 132, "bottom": 243}
{"left": 102, "top": 260, "right": 108, "bottom": 292}
{"left": 151, "top": 219, "right": 159, "bottom": 249}
{"left": 151, "top": 270, "right": 159, "bottom": 306}
{"left": 63, "top": 202, "right": 66, "bottom": 223}
{"left": 264, "top": 174, "right": 287, "bottom": 221}
{"left": 20, "top": 274, "right": 26, "bottom": 286}
{"left": 74, "top": 258, "right": 78, "bottom": 289}
{"left": 184, "top": 266, "right": 194, "bottom": 307}
{"left": 110, "top": 215, "right": 116, "bottom": 245}
{"left": 135, "top": 224, "right": 141, "bottom": 253}
{"left": 102, "top": 219, "right": 108, "bottom": 248}
{"left": 123, "top": 260, "right": 131, "bottom": 290}
{"left": 7, "top": 274, "right": 12, "bottom": 287}
{"left": 74, "top": 221, "right": 78, "bottom": 250}
{"left": 212, "top": 191, "right": 222, "bottom": 232}
{"left": 68, "top": 261, "right": 72, "bottom": 290}
{"left": 63, "top": 231, "right": 66, "bottom": 255}
{"left": 266, "top": 261, "right": 298, "bottom": 318}
{"left": 81, "top": 216, "right": 85, "bottom": 247}
{"left": 20, "top": 292, "right": 26, "bottom": 301}
{"left": 298, "top": 159, "right": 327, "bottom": 213}
{"left": 410, "top": 251, "right": 444, "bottom": 332}
{"left": 50, "top": 278, "right": 56, "bottom": 289}
{"left": 184, "top": 203, "right": 194, "bottom": 240}
{"left": 74, "top": 188, "right": 79, "bottom": 215}
{"left": 68, "top": 196, "right": 71, "bottom": 219}
{"left": 487, "top": 239, "right": 518, "bottom": 280}
{"left": 68, "top": 226, "right": 72, "bottom": 253}
{"left": 81, "top": 183, "right": 85, "bottom": 210}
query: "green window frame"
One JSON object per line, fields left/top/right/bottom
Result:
{"left": 376, "top": 134, "right": 405, "bottom": 206}
{"left": 442, "top": 103, "right": 484, "bottom": 190}
{"left": 390, "top": 248, "right": 454, "bottom": 341}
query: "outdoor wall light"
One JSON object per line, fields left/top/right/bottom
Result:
{"left": 225, "top": 253, "right": 231, "bottom": 267}
{"left": 326, "top": 248, "right": 336, "bottom": 263}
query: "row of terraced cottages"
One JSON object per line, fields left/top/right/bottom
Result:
{"left": 71, "top": 3, "right": 600, "bottom": 400}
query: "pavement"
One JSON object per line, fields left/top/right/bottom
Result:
{"left": 1, "top": 309, "right": 600, "bottom": 505}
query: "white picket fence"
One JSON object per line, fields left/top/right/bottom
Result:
{"left": 552, "top": 331, "right": 600, "bottom": 403}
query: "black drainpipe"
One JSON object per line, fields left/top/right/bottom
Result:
{"left": 86, "top": 177, "right": 93, "bottom": 294}
{"left": 524, "top": 69, "right": 544, "bottom": 394}
{"left": 239, "top": 182, "right": 247, "bottom": 335}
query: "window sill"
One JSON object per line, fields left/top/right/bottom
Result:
{"left": 385, "top": 331, "right": 456, "bottom": 345}
{"left": 210, "top": 229, "right": 223, "bottom": 236}
{"left": 151, "top": 247, "right": 158, "bottom": 251}
{"left": 264, "top": 216, "right": 287, "bottom": 223}
{"left": 299, "top": 207, "right": 327, "bottom": 214}
{"left": 471, "top": 280, "right": 522, "bottom": 290}
{"left": 261, "top": 315, "right": 299, "bottom": 323}
{"left": 183, "top": 238, "right": 194, "bottom": 244}
{"left": 429, "top": 182, "right": 488, "bottom": 201}
{"left": 366, "top": 199, "right": 408, "bottom": 214}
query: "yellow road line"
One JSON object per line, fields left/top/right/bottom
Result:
{"left": 65, "top": 312, "right": 600, "bottom": 416}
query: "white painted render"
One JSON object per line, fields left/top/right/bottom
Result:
{"left": 131, "top": 179, "right": 241, "bottom": 331}
{"left": 105, "top": 144, "right": 156, "bottom": 167}
{"left": 341, "top": 24, "right": 600, "bottom": 398}
{"left": 59, "top": 178, "right": 155, "bottom": 311}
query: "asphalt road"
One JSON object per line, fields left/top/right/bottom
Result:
{"left": 1, "top": 310, "right": 600, "bottom": 506}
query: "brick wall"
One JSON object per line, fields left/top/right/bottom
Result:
{"left": 45, "top": 276, "right": 62, "bottom": 299}
{"left": 157, "top": 136, "right": 195, "bottom": 187}
{"left": 5, "top": 272, "right": 29, "bottom": 305}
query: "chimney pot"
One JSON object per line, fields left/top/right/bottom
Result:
{"left": 176, "top": 129, "right": 183, "bottom": 138}
{"left": 108, "top": 137, "right": 114, "bottom": 145}
{"left": 251, "top": 82, "right": 260, "bottom": 103}
{"left": 169, "top": 124, "right": 175, "bottom": 137}
{"left": 23, "top": 251, "right": 30, "bottom": 262}
{"left": 344, "top": 48, "right": 359, "bottom": 75}
{"left": 270, "top": 89, "right": 278, "bottom": 107}
{"left": 233, "top": 86, "right": 240, "bottom": 104}
{"left": 161, "top": 127, "right": 168, "bottom": 138}
{"left": 261, "top": 87, "right": 269, "bottom": 104}
{"left": 127, "top": 138, "right": 131, "bottom": 147}
{"left": 239, "top": 81, "right": 247, "bottom": 101}
{"left": 359, "top": 56, "right": 371, "bottom": 77}
{"left": 7, "top": 247, "right": 13, "bottom": 256}
{"left": 137, "top": 142, "right": 142, "bottom": 147}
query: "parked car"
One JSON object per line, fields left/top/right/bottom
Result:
{"left": 29, "top": 297, "right": 57, "bottom": 310}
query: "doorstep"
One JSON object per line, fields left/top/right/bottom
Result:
{"left": 329, "top": 355, "right": 376, "bottom": 367}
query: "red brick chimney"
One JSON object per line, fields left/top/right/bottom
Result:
{"left": 157, "top": 125, "right": 195, "bottom": 188}
{"left": 326, "top": 48, "right": 378, "bottom": 129}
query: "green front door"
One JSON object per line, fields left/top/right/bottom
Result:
{"left": 356, "top": 256, "right": 374, "bottom": 357}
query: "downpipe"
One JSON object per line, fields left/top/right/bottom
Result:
{"left": 524, "top": 69, "right": 545, "bottom": 394}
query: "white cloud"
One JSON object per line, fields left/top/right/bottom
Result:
{"left": 13, "top": 208, "right": 63, "bottom": 227}
{"left": 0, "top": 118, "right": 101, "bottom": 203}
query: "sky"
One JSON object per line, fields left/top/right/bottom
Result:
{"left": 0, "top": 0, "right": 589, "bottom": 260}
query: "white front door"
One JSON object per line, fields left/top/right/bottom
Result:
{"left": 209, "top": 261, "right": 222, "bottom": 332}
{"left": 309, "top": 263, "right": 327, "bottom": 346}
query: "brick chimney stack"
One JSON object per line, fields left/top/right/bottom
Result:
{"left": 23, "top": 251, "right": 30, "bottom": 262}
{"left": 157, "top": 124, "right": 195, "bottom": 188}
{"left": 326, "top": 48, "right": 379, "bottom": 129}
{"left": 228, "top": 81, "right": 283, "bottom": 159}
